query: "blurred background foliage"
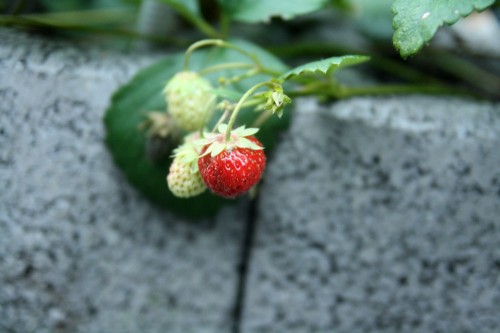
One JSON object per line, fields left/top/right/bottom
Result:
{"left": 2, "top": 0, "right": 498, "bottom": 216}
{"left": 1, "top": 0, "right": 499, "bottom": 100}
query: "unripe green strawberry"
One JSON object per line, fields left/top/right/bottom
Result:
{"left": 167, "top": 155, "right": 206, "bottom": 198}
{"left": 163, "top": 71, "right": 216, "bottom": 131}
{"left": 166, "top": 135, "right": 206, "bottom": 198}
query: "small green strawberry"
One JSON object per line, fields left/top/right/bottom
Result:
{"left": 196, "top": 125, "right": 266, "bottom": 198}
{"left": 163, "top": 71, "right": 216, "bottom": 131}
{"left": 166, "top": 134, "right": 206, "bottom": 198}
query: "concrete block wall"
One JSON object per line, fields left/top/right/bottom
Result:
{"left": 243, "top": 97, "right": 500, "bottom": 333}
{"left": 1, "top": 29, "right": 499, "bottom": 333}
{"left": 0, "top": 30, "right": 245, "bottom": 333}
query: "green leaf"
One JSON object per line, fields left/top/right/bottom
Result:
{"left": 157, "top": 0, "right": 199, "bottom": 17}
{"left": 210, "top": 88, "right": 242, "bottom": 101}
{"left": 104, "top": 39, "right": 289, "bottom": 218}
{"left": 281, "top": 55, "right": 370, "bottom": 80}
{"left": 157, "top": 0, "right": 219, "bottom": 37}
{"left": 15, "top": 8, "right": 136, "bottom": 27}
{"left": 38, "top": 0, "right": 137, "bottom": 11}
{"left": 348, "top": 0, "right": 394, "bottom": 39}
{"left": 218, "top": 0, "right": 329, "bottom": 23}
{"left": 392, "top": 0, "right": 496, "bottom": 58}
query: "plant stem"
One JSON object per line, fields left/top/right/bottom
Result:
{"left": 212, "top": 110, "right": 230, "bottom": 133}
{"left": 12, "top": 0, "right": 29, "bottom": 15}
{"left": 183, "top": 39, "right": 266, "bottom": 72}
{"left": 334, "top": 85, "right": 471, "bottom": 98}
{"left": 164, "top": 1, "right": 219, "bottom": 38}
{"left": 426, "top": 53, "right": 500, "bottom": 97}
{"left": 219, "top": 13, "right": 231, "bottom": 39}
{"left": 199, "top": 62, "right": 254, "bottom": 76}
{"left": 199, "top": 95, "right": 217, "bottom": 138}
{"left": 241, "top": 99, "right": 263, "bottom": 108}
{"left": 0, "top": 15, "right": 186, "bottom": 46}
{"left": 252, "top": 110, "right": 273, "bottom": 128}
{"left": 225, "top": 82, "right": 270, "bottom": 141}
{"left": 288, "top": 82, "right": 475, "bottom": 99}
{"left": 184, "top": 39, "right": 224, "bottom": 70}
{"left": 3, "top": 8, "right": 136, "bottom": 26}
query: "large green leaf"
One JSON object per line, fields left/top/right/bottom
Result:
{"left": 104, "top": 40, "right": 289, "bottom": 219}
{"left": 348, "top": 0, "right": 394, "bottom": 39}
{"left": 157, "top": 0, "right": 199, "bottom": 17}
{"left": 392, "top": 0, "right": 495, "bottom": 58}
{"left": 39, "top": 0, "right": 137, "bottom": 11}
{"left": 281, "top": 55, "right": 370, "bottom": 80}
{"left": 156, "top": 0, "right": 222, "bottom": 37}
{"left": 218, "top": 0, "right": 329, "bottom": 23}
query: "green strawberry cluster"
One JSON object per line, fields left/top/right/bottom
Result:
{"left": 143, "top": 40, "right": 293, "bottom": 199}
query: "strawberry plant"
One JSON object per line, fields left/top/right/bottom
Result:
{"left": 5, "top": 0, "right": 496, "bottom": 218}
{"left": 102, "top": 0, "right": 498, "bottom": 218}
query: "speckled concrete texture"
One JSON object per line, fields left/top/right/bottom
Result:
{"left": 243, "top": 97, "right": 500, "bottom": 333}
{"left": 2, "top": 28, "right": 500, "bottom": 333}
{"left": 0, "top": 30, "right": 244, "bottom": 333}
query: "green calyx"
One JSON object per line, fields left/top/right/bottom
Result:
{"left": 173, "top": 133, "right": 203, "bottom": 173}
{"left": 255, "top": 85, "right": 292, "bottom": 118}
{"left": 195, "top": 124, "right": 263, "bottom": 158}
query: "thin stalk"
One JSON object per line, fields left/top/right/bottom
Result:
{"left": 12, "top": 0, "right": 29, "bottom": 15}
{"left": 288, "top": 82, "right": 475, "bottom": 99}
{"left": 199, "top": 95, "right": 217, "bottom": 138}
{"left": 183, "top": 39, "right": 265, "bottom": 72}
{"left": 211, "top": 98, "right": 264, "bottom": 134}
{"left": 199, "top": 62, "right": 254, "bottom": 76}
{"left": 252, "top": 110, "right": 273, "bottom": 128}
{"left": 225, "top": 82, "right": 270, "bottom": 141}
{"left": 211, "top": 110, "right": 230, "bottom": 133}
{"left": 188, "top": 17, "right": 219, "bottom": 39}
{"left": 4, "top": 8, "right": 136, "bottom": 26}
{"left": 428, "top": 53, "right": 500, "bottom": 97}
{"left": 219, "top": 13, "right": 231, "bottom": 39}
{"left": 334, "top": 84, "right": 471, "bottom": 98}
{"left": 184, "top": 39, "right": 225, "bottom": 70}
{"left": 241, "top": 99, "right": 263, "bottom": 108}
{"left": 0, "top": 15, "right": 185, "bottom": 45}
{"left": 165, "top": 2, "right": 219, "bottom": 38}
{"left": 223, "top": 68, "right": 259, "bottom": 85}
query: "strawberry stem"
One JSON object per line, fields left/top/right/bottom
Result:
{"left": 198, "top": 94, "right": 217, "bottom": 138}
{"left": 211, "top": 110, "right": 230, "bottom": 133}
{"left": 184, "top": 39, "right": 224, "bottom": 70}
{"left": 198, "top": 62, "right": 254, "bottom": 76}
{"left": 252, "top": 109, "right": 273, "bottom": 128}
{"left": 183, "top": 39, "right": 264, "bottom": 71}
{"left": 225, "top": 81, "right": 270, "bottom": 141}
{"left": 220, "top": 68, "right": 260, "bottom": 85}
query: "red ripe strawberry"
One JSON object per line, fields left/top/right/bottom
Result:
{"left": 197, "top": 125, "right": 266, "bottom": 198}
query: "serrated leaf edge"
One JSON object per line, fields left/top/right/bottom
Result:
{"left": 281, "top": 55, "right": 370, "bottom": 80}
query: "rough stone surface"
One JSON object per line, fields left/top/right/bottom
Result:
{"left": 0, "top": 29, "right": 245, "bottom": 333}
{"left": 243, "top": 97, "right": 500, "bottom": 333}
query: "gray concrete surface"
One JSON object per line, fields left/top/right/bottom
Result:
{"left": 2, "top": 28, "right": 500, "bottom": 333}
{"left": 243, "top": 97, "right": 500, "bottom": 333}
{"left": 0, "top": 30, "right": 245, "bottom": 333}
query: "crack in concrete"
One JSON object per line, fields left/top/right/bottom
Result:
{"left": 232, "top": 197, "right": 259, "bottom": 333}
